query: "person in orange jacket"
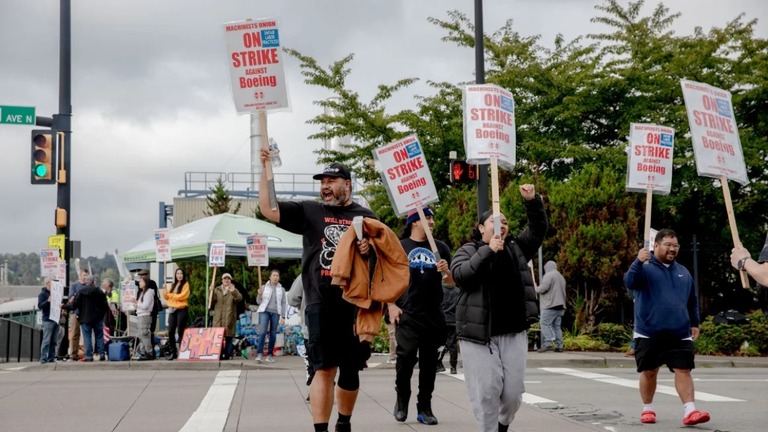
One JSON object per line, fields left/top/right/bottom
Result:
{"left": 162, "top": 267, "right": 190, "bottom": 359}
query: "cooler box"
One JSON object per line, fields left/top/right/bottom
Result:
{"left": 109, "top": 341, "right": 131, "bottom": 361}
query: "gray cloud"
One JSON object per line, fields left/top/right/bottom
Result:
{"left": 1, "top": 0, "right": 765, "bottom": 257}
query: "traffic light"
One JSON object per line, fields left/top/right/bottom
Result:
{"left": 450, "top": 160, "right": 477, "bottom": 184}
{"left": 31, "top": 129, "right": 57, "bottom": 184}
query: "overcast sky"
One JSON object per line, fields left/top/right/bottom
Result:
{"left": 1, "top": 0, "right": 765, "bottom": 257}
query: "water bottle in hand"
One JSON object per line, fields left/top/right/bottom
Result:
{"left": 269, "top": 138, "right": 282, "bottom": 168}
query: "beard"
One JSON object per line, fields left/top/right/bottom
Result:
{"left": 657, "top": 251, "right": 676, "bottom": 264}
{"left": 322, "top": 185, "right": 350, "bottom": 206}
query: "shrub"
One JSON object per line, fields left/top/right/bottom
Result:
{"left": 372, "top": 317, "right": 390, "bottom": 353}
{"left": 693, "top": 312, "right": 768, "bottom": 356}
{"left": 563, "top": 330, "right": 610, "bottom": 351}
{"left": 594, "top": 323, "right": 631, "bottom": 348}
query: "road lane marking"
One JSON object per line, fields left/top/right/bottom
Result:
{"left": 540, "top": 368, "right": 744, "bottom": 402}
{"left": 179, "top": 370, "right": 241, "bottom": 432}
{"left": 444, "top": 371, "right": 558, "bottom": 404}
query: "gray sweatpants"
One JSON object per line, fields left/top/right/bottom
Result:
{"left": 137, "top": 315, "right": 153, "bottom": 357}
{"left": 460, "top": 331, "right": 527, "bottom": 432}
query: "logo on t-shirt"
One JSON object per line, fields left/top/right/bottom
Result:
{"left": 319, "top": 224, "right": 348, "bottom": 274}
{"left": 408, "top": 247, "right": 437, "bottom": 273}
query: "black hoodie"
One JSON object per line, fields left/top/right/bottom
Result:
{"left": 71, "top": 285, "right": 108, "bottom": 325}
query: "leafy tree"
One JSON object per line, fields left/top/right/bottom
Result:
{"left": 204, "top": 177, "right": 242, "bottom": 216}
{"left": 545, "top": 164, "right": 640, "bottom": 330}
{"left": 285, "top": 0, "right": 767, "bottom": 321}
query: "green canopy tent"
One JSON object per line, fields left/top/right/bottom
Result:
{"left": 121, "top": 213, "right": 303, "bottom": 325}
{"left": 122, "top": 213, "right": 302, "bottom": 265}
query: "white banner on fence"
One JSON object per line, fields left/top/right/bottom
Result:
{"left": 680, "top": 79, "right": 748, "bottom": 185}
{"left": 463, "top": 84, "right": 516, "bottom": 169}
{"left": 372, "top": 134, "right": 439, "bottom": 216}
{"left": 626, "top": 123, "right": 675, "bottom": 194}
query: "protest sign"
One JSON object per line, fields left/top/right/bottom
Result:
{"left": 54, "top": 261, "right": 66, "bottom": 282}
{"left": 178, "top": 327, "right": 225, "bottom": 361}
{"left": 625, "top": 123, "right": 675, "bottom": 248}
{"left": 372, "top": 134, "right": 438, "bottom": 216}
{"left": 223, "top": 18, "right": 289, "bottom": 113}
{"left": 39, "top": 248, "right": 61, "bottom": 279}
{"left": 681, "top": 79, "right": 750, "bottom": 287}
{"left": 680, "top": 79, "right": 748, "bottom": 185}
{"left": 209, "top": 241, "right": 226, "bottom": 267}
{"left": 463, "top": 84, "right": 516, "bottom": 169}
{"left": 626, "top": 123, "right": 675, "bottom": 194}
{"left": 246, "top": 234, "right": 269, "bottom": 267}
{"left": 154, "top": 228, "right": 171, "bottom": 262}
{"left": 121, "top": 280, "right": 137, "bottom": 312}
{"left": 50, "top": 280, "right": 64, "bottom": 323}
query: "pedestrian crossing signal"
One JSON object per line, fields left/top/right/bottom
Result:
{"left": 31, "top": 130, "right": 57, "bottom": 184}
{"left": 450, "top": 160, "right": 477, "bottom": 184}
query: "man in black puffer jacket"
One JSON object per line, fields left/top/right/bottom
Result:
{"left": 450, "top": 184, "right": 547, "bottom": 432}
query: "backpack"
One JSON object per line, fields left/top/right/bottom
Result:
{"left": 152, "top": 291, "right": 163, "bottom": 316}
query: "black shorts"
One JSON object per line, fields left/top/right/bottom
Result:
{"left": 634, "top": 337, "right": 695, "bottom": 373}
{"left": 305, "top": 300, "right": 370, "bottom": 371}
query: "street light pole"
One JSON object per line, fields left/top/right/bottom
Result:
{"left": 474, "top": 0, "right": 489, "bottom": 219}
{"left": 55, "top": 0, "right": 72, "bottom": 288}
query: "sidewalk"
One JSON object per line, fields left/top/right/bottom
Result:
{"left": 9, "top": 350, "right": 768, "bottom": 372}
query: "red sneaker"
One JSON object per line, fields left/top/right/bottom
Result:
{"left": 683, "top": 409, "right": 710, "bottom": 426}
{"left": 640, "top": 410, "right": 656, "bottom": 424}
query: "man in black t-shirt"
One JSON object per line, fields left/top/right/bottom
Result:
{"left": 259, "top": 152, "right": 375, "bottom": 432}
{"left": 388, "top": 207, "right": 454, "bottom": 426}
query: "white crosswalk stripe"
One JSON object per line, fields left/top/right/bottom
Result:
{"left": 540, "top": 367, "right": 744, "bottom": 402}
{"left": 179, "top": 370, "right": 241, "bottom": 432}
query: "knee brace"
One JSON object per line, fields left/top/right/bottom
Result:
{"left": 337, "top": 367, "right": 360, "bottom": 391}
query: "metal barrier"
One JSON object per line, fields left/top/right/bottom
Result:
{"left": 0, "top": 318, "right": 41, "bottom": 363}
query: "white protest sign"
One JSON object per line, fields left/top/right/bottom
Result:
{"left": 121, "top": 280, "right": 137, "bottom": 312}
{"left": 372, "top": 134, "right": 439, "bottom": 216}
{"left": 54, "top": 261, "right": 66, "bottom": 282}
{"left": 155, "top": 228, "right": 171, "bottom": 262}
{"left": 680, "top": 79, "right": 748, "bottom": 185}
{"left": 463, "top": 84, "right": 516, "bottom": 169}
{"left": 246, "top": 234, "right": 269, "bottom": 267}
{"left": 224, "top": 18, "right": 289, "bottom": 113}
{"left": 626, "top": 123, "right": 675, "bottom": 194}
{"left": 39, "top": 248, "right": 61, "bottom": 278}
{"left": 648, "top": 228, "right": 659, "bottom": 252}
{"left": 49, "top": 280, "right": 64, "bottom": 323}
{"left": 209, "top": 240, "right": 226, "bottom": 267}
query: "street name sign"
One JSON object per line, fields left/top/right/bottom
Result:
{"left": 0, "top": 105, "right": 35, "bottom": 125}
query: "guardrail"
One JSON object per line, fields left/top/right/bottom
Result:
{"left": 0, "top": 318, "right": 41, "bottom": 363}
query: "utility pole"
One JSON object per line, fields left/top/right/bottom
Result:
{"left": 474, "top": 0, "right": 489, "bottom": 219}
{"left": 55, "top": 0, "right": 72, "bottom": 289}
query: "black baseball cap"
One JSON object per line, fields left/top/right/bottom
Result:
{"left": 313, "top": 163, "right": 351, "bottom": 181}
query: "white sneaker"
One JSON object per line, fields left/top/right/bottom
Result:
{"left": 265, "top": 356, "right": 275, "bottom": 363}
{"left": 256, "top": 355, "right": 262, "bottom": 363}
{"left": 386, "top": 358, "right": 396, "bottom": 364}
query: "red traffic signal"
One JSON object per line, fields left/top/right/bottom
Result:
{"left": 450, "top": 160, "right": 477, "bottom": 184}
{"left": 31, "top": 130, "right": 57, "bottom": 184}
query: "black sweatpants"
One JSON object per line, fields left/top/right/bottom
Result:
{"left": 395, "top": 313, "right": 444, "bottom": 405}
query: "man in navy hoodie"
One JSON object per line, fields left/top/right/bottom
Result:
{"left": 624, "top": 229, "right": 710, "bottom": 427}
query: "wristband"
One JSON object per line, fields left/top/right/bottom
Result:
{"left": 737, "top": 256, "right": 751, "bottom": 271}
